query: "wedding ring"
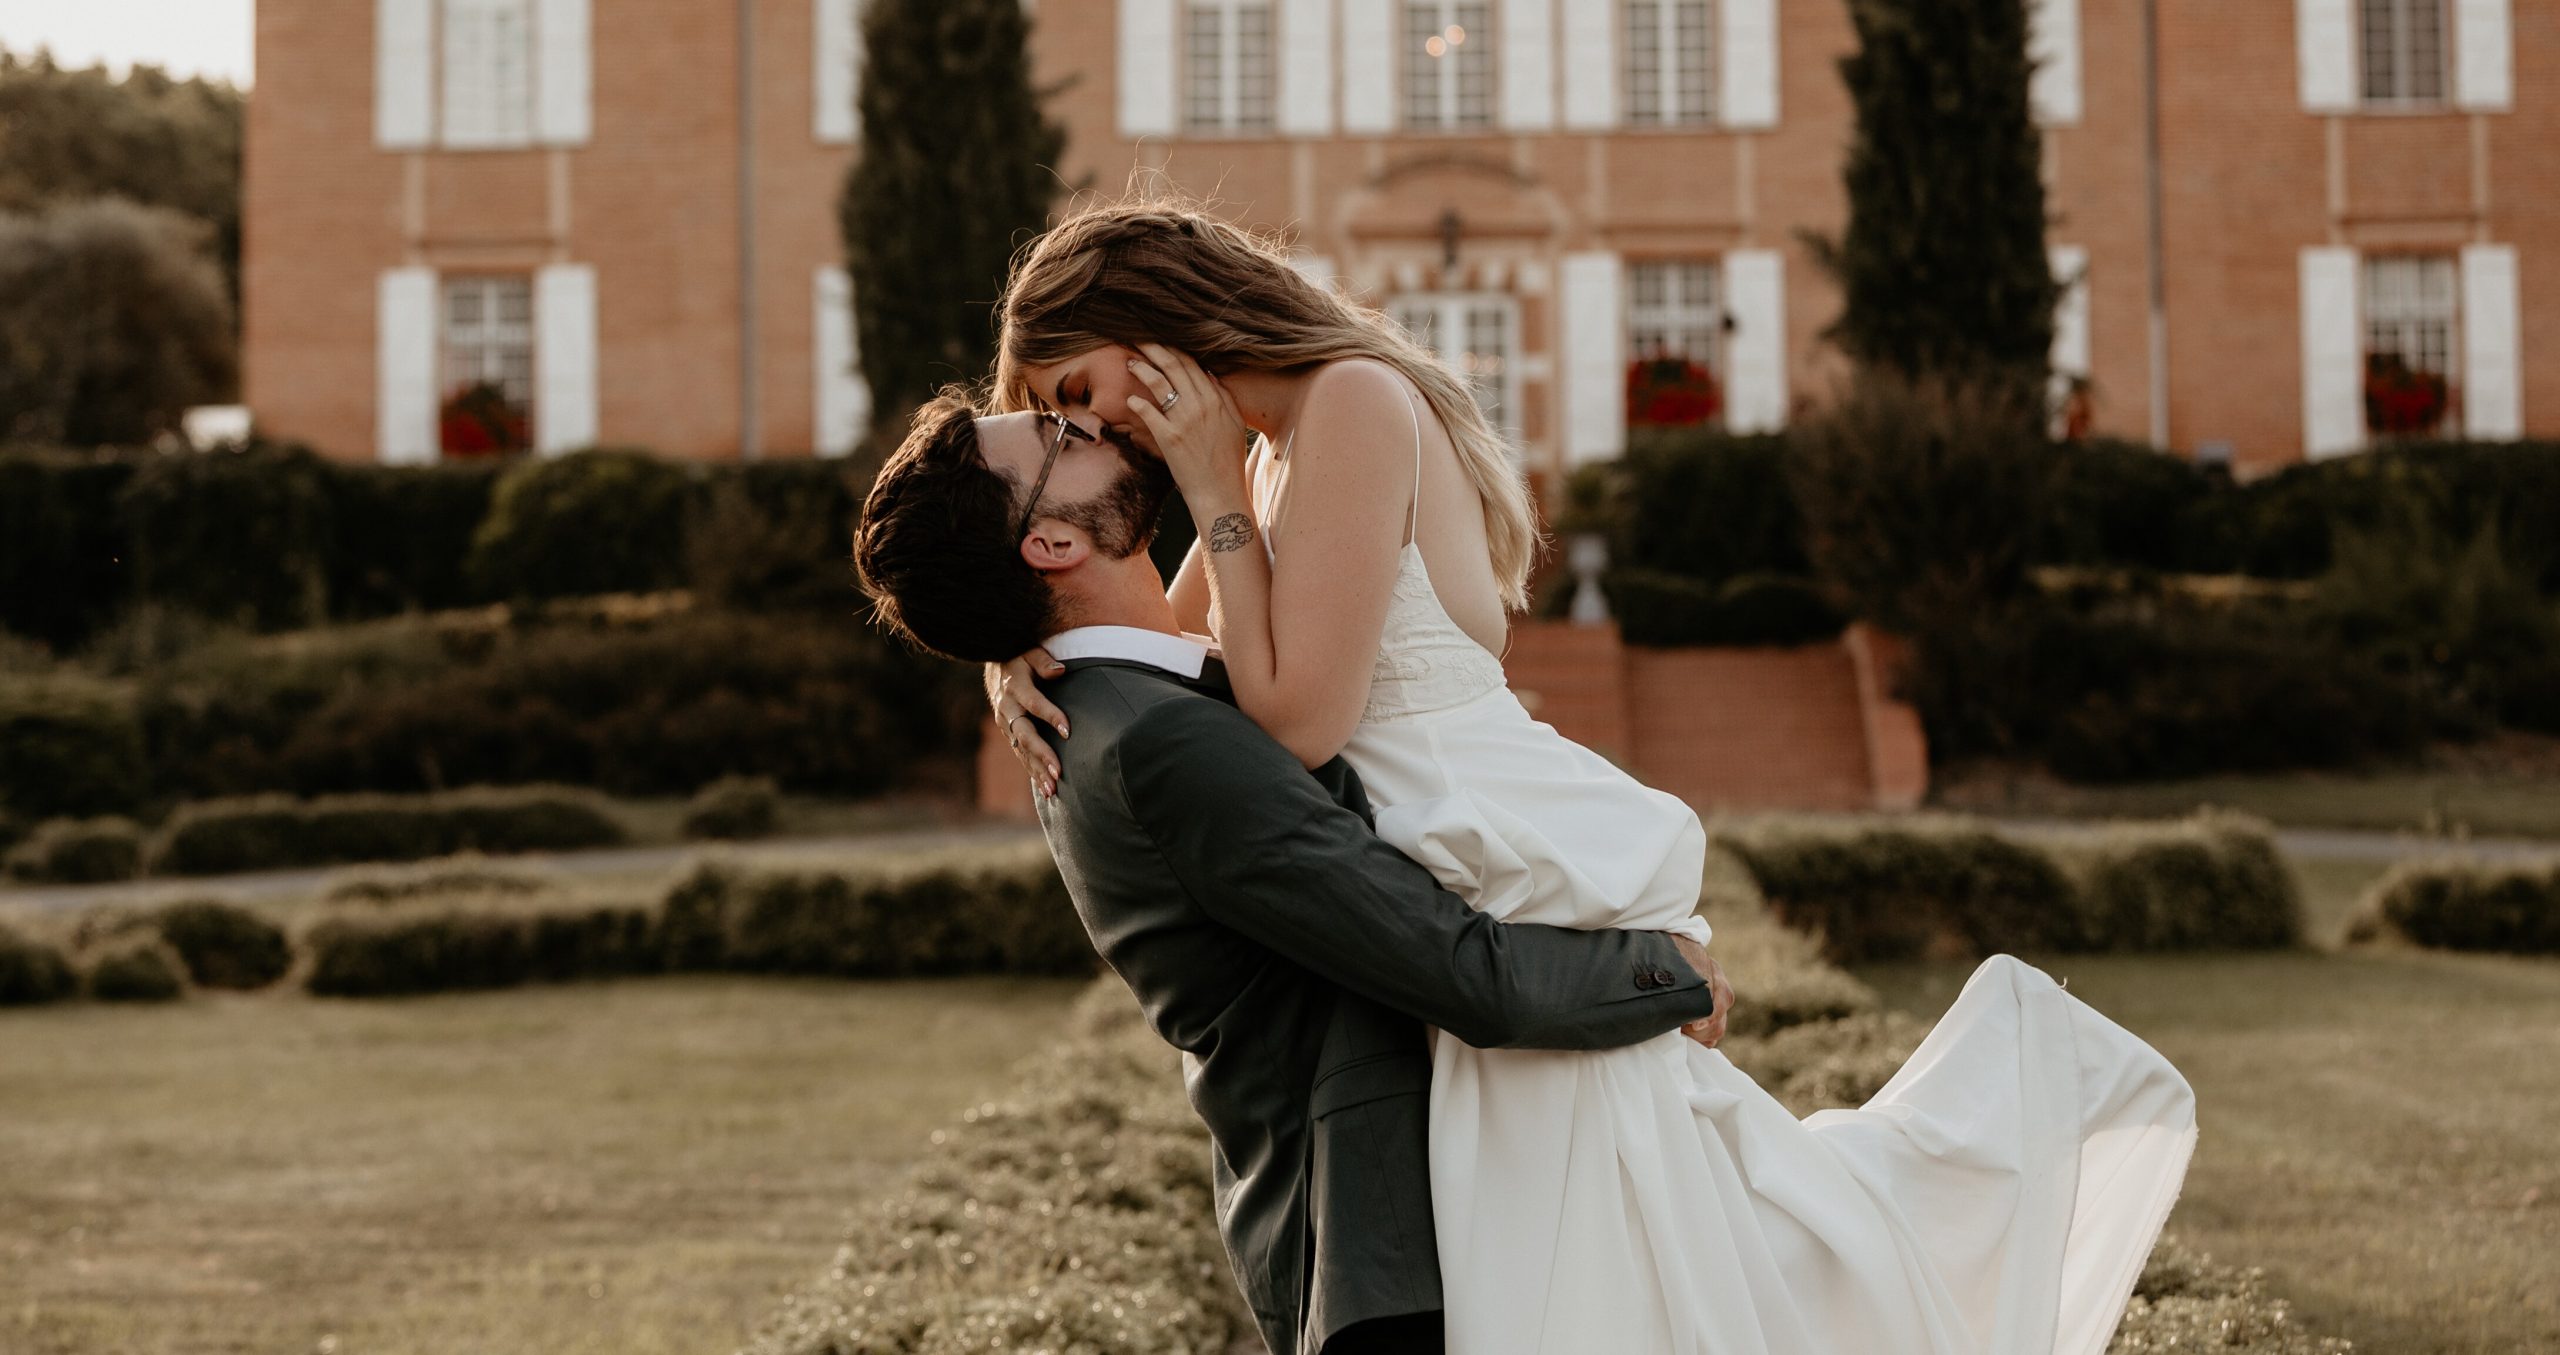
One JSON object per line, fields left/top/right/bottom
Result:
{"left": 1159, "top": 390, "right": 1181, "bottom": 413}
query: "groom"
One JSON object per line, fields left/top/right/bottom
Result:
{"left": 853, "top": 396, "right": 1731, "bottom": 1355}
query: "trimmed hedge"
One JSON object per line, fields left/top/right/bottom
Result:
{"left": 301, "top": 842, "right": 1093, "bottom": 998}
{"left": 0, "top": 921, "right": 78, "bottom": 1006}
{"left": 467, "top": 448, "right": 701, "bottom": 603}
{"left": 147, "top": 784, "right": 625, "bottom": 877}
{"left": 3, "top": 815, "right": 145, "bottom": 883}
{"left": 2344, "top": 859, "right": 2560, "bottom": 954}
{"left": 322, "top": 855, "right": 565, "bottom": 907}
{"left": 118, "top": 443, "right": 333, "bottom": 631}
{"left": 0, "top": 676, "right": 147, "bottom": 818}
{"left": 681, "top": 774, "right": 781, "bottom": 841}
{"left": 1605, "top": 569, "right": 1846, "bottom": 648}
{"left": 151, "top": 900, "right": 294, "bottom": 989}
{"left": 84, "top": 937, "right": 187, "bottom": 1002}
{"left": 1715, "top": 812, "right": 2301, "bottom": 964}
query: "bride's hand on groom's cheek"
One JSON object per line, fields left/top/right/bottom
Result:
{"left": 1124, "top": 343, "right": 1250, "bottom": 496}
{"left": 986, "top": 649, "right": 1068, "bottom": 799}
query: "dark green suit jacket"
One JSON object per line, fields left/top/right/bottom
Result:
{"left": 1030, "top": 655, "right": 1718, "bottom": 1355}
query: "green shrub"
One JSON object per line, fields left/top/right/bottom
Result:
{"left": 0, "top": 921, "right": 78, "bottom": 1006}
{"left": 684, "top": 465, "right": 859, "bottom": 612}
{"left": 146, "top": 784, "right": 624, "bottom": 877}
{"left": 84, "top": 937, "right": 186, "bottom": 1002}
{"left": 273, "top": 610, "right": 969, "bottom": 798}
{"left": 1716, "top": 819, "right": 2082, "bottom": 963}
{"left": 0, "top": 449, "right": 139, "bottom": 649}
{"left": 2345, "top": 860, "right": 2560, "bottom": 954}
{"left": 2055, "top": 814, "right": 2303, "bottom": 952}
{"left": 151, "top": 900, "right": 293, "bottom": 989}
{"left": 467, "top": 449, "right": 700, "bottom": 603}
{"left": 681, "top": 775, "right": 781, "bottom": 841}
{"left": 1598, "top": 428, "right": 1809, "bottom": 585}
{"left": 117, "top": 443, "right": 332, "bottom": 630}
{"left": 657, "top": 842, "right": 1091, "bottom": 978}
{"left": 3, "top": 815, "right": 144, "bottom": 883}
{"left": 2042, "top": 438, "right": 2238, "bottom": 575}
{"left": 0, "top": 675, "right": 147, "bottom": 817}
{"left": 320, "top": 460, "right": 503, "bottom": 619}
{"left": 303, "top": 906, "right": 539, "bottom": 997}
{"left": 1715, "top": 813, "right": 2297, "bottom": 964}
{"left": 1607, "top": 569, "right": 1846, "bottom": 647}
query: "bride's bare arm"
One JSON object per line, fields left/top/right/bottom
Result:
{"left": 1167, "top": 538, "right": 1212, "bottom": 636}
{"left": 1127, "top": 347, "right": 1409, "bottom": 770}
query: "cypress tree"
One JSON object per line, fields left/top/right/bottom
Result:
{"left": 1808, "top": 0, "right": 2060, "bottom": 399}
{"left": 838, "top": 0, "right": 1066, "bottom": 449}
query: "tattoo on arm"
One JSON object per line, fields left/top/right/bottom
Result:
{"left": 1207, "top": 513, "right": 1257, "bottom": 554}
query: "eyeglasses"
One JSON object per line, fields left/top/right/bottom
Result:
{"left": 1016, "top": 410, "right": 1100, "bottom": 543}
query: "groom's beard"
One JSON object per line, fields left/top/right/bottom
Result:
{"left": 1053, "top": 433, "right": 1176, "bottom": 560}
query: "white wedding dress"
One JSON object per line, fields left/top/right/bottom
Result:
{"left": 1247, "top": 388, "right": 2197, "bottom": 1355}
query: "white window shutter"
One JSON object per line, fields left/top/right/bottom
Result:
{"left": 2030, "top": 0, "right": 2082, "bottom": 126}
{"left": 376, "top": 0, "right": 434, "bottom": 149}
{"left": 1118, "top": 0, "right": 1177, "bottom": 136}
{"left": 376, "top": 267, "right": 439, "bottom": 465}
{"left": 1341, "top": 0, "right": 1395, "bottom": 133}
{"left": 1723, "top": 250, "right": 1788, "bottom": 433}
{"left": 816, "top": 0, "right": 863, "bottom": 143}
{"left": 815, "top": 265, "right": 872, "bottom": 457}
{"left": 2456, "top": 0, "right": 2513, "bottom": 110}
{"left": 2462, "top": 243, "right": 2522, "bottom": 440}
{"left": 1278, "top": 0, "right": 1335, "bottom": 134}
{"left": 2297, "top": 0, "right": 2355, "bottom": 112}
{"left": 535, "top": 0, "right": 590, "bottom": 143}
{"left": 1560, "top": 251, "right": 1625, "bottom": 466}
{"left": 2049, "top": 244, "right": 2091, "bottom": 430}
{"left": 536, "top": 263, "right": 599, "bottom": 456}
{"left": 1500, "top": 0, "right": 1556, "bottom": 131}
{"left": 1561, "top": 0, "right": 1616, "bottom": 131}
{"left": 1719, "top": 0, "right": 1779, "bottom": 129}
{"left": 2299, "top": 246, "right": 2362, "bottom": 458}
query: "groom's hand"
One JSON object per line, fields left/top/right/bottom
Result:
{"left": 1671, "top": 936, "right": 1733, "bottom": 1049}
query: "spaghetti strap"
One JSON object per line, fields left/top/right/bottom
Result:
{"left": 1404, "top": 385, "right": 1423, "bottom": 549}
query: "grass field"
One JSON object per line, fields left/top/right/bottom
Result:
{"left": 1857, "top": 857, "right": 2560, "bottom": 1355}
{"left": 0, "top": 975, "right": 1085, "bottom": 1355}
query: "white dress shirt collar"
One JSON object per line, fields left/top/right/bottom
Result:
{"left": 1042, "top": 625, "right": 1217, "bottom": 679}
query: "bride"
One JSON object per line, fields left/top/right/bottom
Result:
{"left": 983, "top": 203, "right": 2197, "bottom": 1355}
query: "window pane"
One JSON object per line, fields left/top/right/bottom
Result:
{"left": 1404, "top": 3, "right": 1444, "bottom": 127}
{"left": 1236, "top": 4, "right": 1275, "bottom": 129}
{"left": 1675, "top": 0, "right": 1714, "bottom": 122}
{"left": 2360, "top": 0, "right": 2399, "bottom": 101}
{"left": 2407, "top": 0, "right": 2445, "bottom": 101}
{"left": 1626, "top": 1, "right": 1662, "bottom": 123}
{"left": 1453, "top": 2, "right": 1493, "bottom": 127}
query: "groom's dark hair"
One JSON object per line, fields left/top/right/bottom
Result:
{"left": 853, "top": 394, "right": 1058, "bottom": 663}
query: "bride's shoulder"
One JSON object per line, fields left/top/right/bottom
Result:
{"left": 1297, "top": 359, "right": 1417, "bottom": 451}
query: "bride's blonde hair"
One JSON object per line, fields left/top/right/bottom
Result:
{"left": 993, "top": 201, "right": 1541, "bottom": 610}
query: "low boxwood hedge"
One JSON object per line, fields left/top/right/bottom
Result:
{"left": 1715, "top": 812, "right": 2301, "bottom": 964}
{"left": 146, "top": 784, "right": 625, "bottom": 876}
{"left": 0, "top": 921, "right": 78, "bottom": 1006}
{"left": 2344, "top": 859, "right": 2560, "bottom": 954}
{"left": 3, "top": 815, "right": 145, "bottom": 883}
{"left": 84, "top": 937, "right": 187, "bottom": 1003}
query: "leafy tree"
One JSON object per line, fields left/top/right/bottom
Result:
{"left": 0, "top": 49, "right": 244, "bottom": 311}
{"left": 838, "top": 0, "right": 1066, "bottom": 448}
{"left": 0, "top": 198, "right": 236, "bottom": 446}
{"left": 1805, "top": 0, "right": 2058, "bottom": 399}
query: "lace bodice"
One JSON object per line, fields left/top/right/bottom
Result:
{"left": 1361, "top": 541, "right": 1510, "bottom": 723}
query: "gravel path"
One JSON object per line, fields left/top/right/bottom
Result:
{"left": 0, "top": 821, "right": 1046, "bottom": 915}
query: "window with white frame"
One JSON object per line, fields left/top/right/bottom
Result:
{"left": 2360, "top": 0, "right": 2447, "bottom": 106}
{"left": 1627, "top": 260, "right": 1722, "bottom": 370}
{"left": 2362, "top": 254, "right": 2457, "bottom": 435}
{"left": 1185, "top": 2, "right": 1277, "bottom": 132}
{"left": 442, "top": 0, "right": 536, "bottom": 146}
{"left": 1391, "top": 293, "right": 1517, "bottom": 434}
{"left": 441, "top": 275, "right": 536, "bottom": 451}
{"left": 1403, "top": 1, "right": 1495, "bottom": 130}
{"left": 1625, "top": 0, "right": 1716, "bottom": 126}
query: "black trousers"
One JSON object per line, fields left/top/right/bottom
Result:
{"left": 1323, "top": 1311, "right": 1445, "bottom": 1355}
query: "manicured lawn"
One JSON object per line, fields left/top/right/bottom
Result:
{"left": 0, "top": 975, "right": 1085, "bottom": 1355}
{"left": 1855, "top": 856, "right": 2560, "bottom": 1355}
{"left": 1933, "top": 764, "right": 2560, "bottom": 840}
